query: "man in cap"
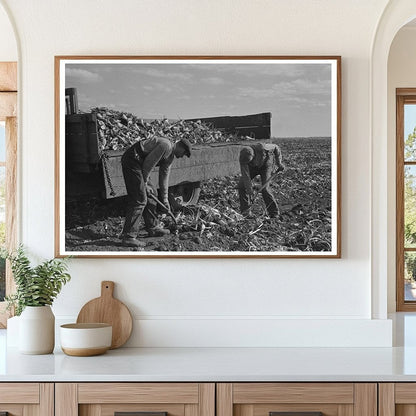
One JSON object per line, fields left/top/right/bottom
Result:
{"left": 120, "top": 136, "right": 192, "bottom": 248}
{"left": 238, "top": 142, "right": 285, "bottom": 218}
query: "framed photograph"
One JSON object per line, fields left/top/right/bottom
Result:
{"left": 55, "top": 56, "right": 341, "bottom": 258}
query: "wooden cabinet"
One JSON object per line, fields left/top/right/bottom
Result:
{"left": 0, "top": 383, "right": 53, "bottom": 416}
{"left": 379, "top": 383, "right": 416, "bottom": 416}
{"left": 0, "top": 380, "right": 411, "bottom": 416}
{"left": 217, "top": 383, "right": 377, "bottom": 416}
{"left": 55, "top": 383, "right": 215, "bottom": 416}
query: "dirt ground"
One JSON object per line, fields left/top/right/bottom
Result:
{"left": 65, "top": 138, "right": 332, "bottom": 253}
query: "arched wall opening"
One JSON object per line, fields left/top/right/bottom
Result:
{"left": 372, "top": 1, "right": 416, "bottom": 319}
{"left": 387, "top": 19, "right": 416, "bottom": 313}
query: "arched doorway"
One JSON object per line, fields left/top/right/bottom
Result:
{"left": 371, "top": 1, "right": 416, "bottom": 318}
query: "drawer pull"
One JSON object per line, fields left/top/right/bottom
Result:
{"left": 270, "top": 413, "right": 323, "bottom": 416}
{"left": 115, "top": 413, "right": 168, "bottom": 416}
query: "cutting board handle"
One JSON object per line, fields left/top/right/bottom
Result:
{"left": 101, "top": 281, "right": 115, "bottom": 298}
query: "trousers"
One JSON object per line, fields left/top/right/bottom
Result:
{"left": 238, "top": 160, "right": 279, "bottom": 217}
{"left": 120, "top": 151, "right": 158, "bottom": 239}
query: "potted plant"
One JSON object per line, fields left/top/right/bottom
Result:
{"left": 4, "top": 246, "right": 71, "bottom": 354}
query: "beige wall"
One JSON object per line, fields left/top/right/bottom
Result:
{"left": 0, "top": 0, "right": 395, "bottom": 346}
{"left": 0, "top": 4, "right": 16, "bottom": 61}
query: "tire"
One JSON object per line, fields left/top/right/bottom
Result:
{"left": 169, "top": 182, "right": 201, "bottom": 207}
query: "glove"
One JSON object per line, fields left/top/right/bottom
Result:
{"left": 145, "top": 183, "right": 155, "bottom": 196}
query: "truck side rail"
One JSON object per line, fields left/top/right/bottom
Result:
{"left": 102, "top": 142, "right": 248, "bottom": 199}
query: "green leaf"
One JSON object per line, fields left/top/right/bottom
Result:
{"left": 5, "top": 245, "right": 72, "bottom": 316}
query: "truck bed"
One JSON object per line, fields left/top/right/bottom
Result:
{"left": 102, "top": 141, "right": 252, "bottom": 199}
{"left": 65, "top": 111, "right": 272, "bottom": 200}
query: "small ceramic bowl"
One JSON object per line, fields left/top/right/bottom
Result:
{"left": 60, "top": 323, "right": 112, "bottom": 356}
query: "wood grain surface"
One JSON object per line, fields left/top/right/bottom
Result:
{"left": 0, "top": 92, "right": 16, "bottom": 121}
{"left": 0, "top": 383, "right": 39, "bottom": 403}
{"left": 217, "top": 384, "right": 233, "bottom": 416}
{"left": 379, "top": 383, "right": 395, "bottom": 416}
{"left": 55, "top": 383, "right": 78, "bottom": 416}
{"left": 76, "top": 281, "right": 133, "bottom": 348}
{"left": 0, "top": 62, "right": 17, "bottom": 91}
{"left": 62, "top": 346, "right": 110, "bottom": 357}
{"left": 233, "top": 383, "right": 354, "bottom": 404}
{"left": 354, "top": 383, "right": 377, "bottom": 416}
{"left": 0, "top": 61, "right": 17, "bottom": 327}
{"left": 77, "top": 383, "right": 199, "bottom": 404}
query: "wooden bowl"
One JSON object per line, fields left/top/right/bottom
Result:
{"left": 60, "top": 323, "right": 112, "bottom": 356}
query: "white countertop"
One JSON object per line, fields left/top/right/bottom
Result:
{"left": 3, "top": 313, "right": 416, "bottom": 382}
{"left": 3, "top": 345, "right": 416, "bottom": 382}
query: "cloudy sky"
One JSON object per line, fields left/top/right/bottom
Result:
{"left": 65, "top": 60, "right": 333, "bottom": 137}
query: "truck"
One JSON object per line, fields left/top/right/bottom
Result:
{"left": 65, "top": 88, "right": 271, "bottom": 206}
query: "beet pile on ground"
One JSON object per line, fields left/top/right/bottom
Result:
{"left": 92, "top": 107, "right": 240, "bottom": 152}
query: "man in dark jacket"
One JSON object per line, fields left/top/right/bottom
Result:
{"left": 120, "top": 136, "right": 191, "bottom": 248}
{"left": 238, "top": 142, "right": 284, "bottom": 218}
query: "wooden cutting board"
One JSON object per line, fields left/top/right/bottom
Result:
{"left": 76, "top": 281, "right": 133, "bottom": 349}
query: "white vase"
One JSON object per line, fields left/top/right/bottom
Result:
{"left": 19, "top": 306, "right": 55, "bottom": 354}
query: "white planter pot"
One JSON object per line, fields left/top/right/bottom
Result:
{"left": 19, "top": 306, "right": 55, "bottom": 354}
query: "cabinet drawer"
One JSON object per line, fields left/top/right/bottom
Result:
{"left": 217, "top": 383, "right": 376, "bottom": 416}
{"left": 0, "top": 383, "right": 53, "bottom": 415}
{"left": 78, "top": 383, "right": 200, "bottom": 404}
{"left": 0, "top": 383, "right": 39, "bottom": 403}
{"left": 56, "top": 383, "right": 215, "bottom": 416}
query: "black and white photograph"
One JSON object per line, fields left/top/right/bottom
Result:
{"left": 55, "top": 56, "right": 341, "bottom": 257}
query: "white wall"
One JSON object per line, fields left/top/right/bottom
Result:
{"left": 0, "top": 0, "right": 394, "bottom": 347}
{"left": 0, "top": 3, "right": 16, "bottom": 61}
{"left": 387, "top": 26, "right": 416, "bottom": 312}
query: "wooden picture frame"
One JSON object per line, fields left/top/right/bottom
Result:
{"left": 55, "top": 56, "right": 341, "bottom": 258}
{"left": 396, "top": 88, "right": 416, "bottom": 310}
{"left": 0, "top": 61, "right": 17, "bottom": 326}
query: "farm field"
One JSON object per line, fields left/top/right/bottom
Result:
{"left": 65, "top": 137, "right": 333, "bottom": 253}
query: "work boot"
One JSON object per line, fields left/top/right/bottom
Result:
{"left": 147, "top": 226, "right": 170, "bottom": 237}
{"left": 121, "top": 237, "right": 146, "bottom": 248}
